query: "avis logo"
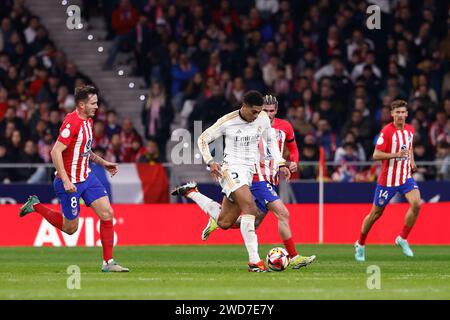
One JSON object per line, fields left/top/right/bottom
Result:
{"left": 34, "top": 217, "right": 119, "bottom": 247}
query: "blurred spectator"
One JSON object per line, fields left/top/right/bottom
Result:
{"left": 315, "top": 119, "right": 338, "bottom": 160}
{"left": 92, "top": 121, "right": 109, "bottom": 150}
{"left": 141, "top": 82, "right": 173, "bottom": 160}
{"left": 332, "top": 142, "right": 360, "bottom": 182}
{"left": 436, "top": 141, "right": 450, "bottom": 181}
{"left": 37, "top": 129, "right": 53, "bottom": 163}
{"left": 138, "top": 139, "right": 162, "bottom": 164}
{"left": 105, "top": 110, "right": 122, "bottom": 139}
{"left": 413, "top": 143, "right": 436, "bottom": 181}
{"left": 16, "top": 139, "right": 46, "bottom": 183}
{"left": 299, "top": 143, "right": 319, "bottom": 180}
{"left": 0, "top": 143, "right": 11, "bottom": 182}
{"left": 120, "top": 118, "right": 142, "bottom": 161}
{"left": 103, "top": 0, "right": 139, "bottom": 69}
{"left": 429, "top": 110, "right": 448, "bottom": 147}
{"left": 106, "top": 133, "right": 125, "bottom": 163}
{"left": 334, "top": 131, "right": 366, "bottom": 163}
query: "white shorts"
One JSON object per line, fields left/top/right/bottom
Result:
{"left": 219, "top": 164, "right": 254, "bottom": 198}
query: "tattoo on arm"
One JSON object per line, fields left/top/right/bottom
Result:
{"left": 89, "top": 151, "right": 105, "bottom": 165}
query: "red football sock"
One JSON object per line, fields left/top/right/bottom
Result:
{"left": 34, "top": 203, "right": 63, "bottom": 230}
{"left": 230, "top": 222, "right": 240, "bottom": 229}
{"left": 100, "top": 220, "right": 114, "bottom": 262}
{"left": 283, "top": 237, "right": 298, "bottom": 258}
{"left": 359, "top": 232, "right": 368, "bottom": 246}
{"left": 400, "top": 225, "right": 413, "bottom": 239}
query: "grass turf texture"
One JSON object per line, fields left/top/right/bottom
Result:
{"left": 0, "top": 245, "right": 449, "bottom": 299}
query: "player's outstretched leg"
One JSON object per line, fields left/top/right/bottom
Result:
{"left": 172, "top": 181, "right": 221, "bottom": 238}
{"left": 355, "top": 205, "right": 385, "bottom": 261}
{"left": 19, "top": 195, "right": 64, "bottom": 231}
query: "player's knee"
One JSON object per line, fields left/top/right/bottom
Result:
{"left": 241, "top": 203, "right": 257, "bottom": 216}
{"left": 64, "top": 224, "right": 78, "bottom": 235}
{"left": 100, "top": 207, "right": 114, "bottom": 221}
{"left": 371, "top": 209, "right": 384, "bottom": 220}
{"left": 278, "top": 208, "right": 290, "bottom": 222}
{"left": 411, "top": 201, "right": 421, "bottom": 213}
{"left": 217, "top": 219, "right": 232, "bottom": 230}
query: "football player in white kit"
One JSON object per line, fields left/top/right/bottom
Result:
{"left": 172, "top": 91, "right": 290, "bottom": 272}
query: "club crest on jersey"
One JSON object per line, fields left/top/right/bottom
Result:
{"left": 81, "top": 139, "right": 92, "bottom": 156}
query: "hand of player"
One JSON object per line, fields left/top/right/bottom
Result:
{"left": 279, "top": 166, "right": 291, "bottom": 181}
{"left": 63, "top": 179, "right": 77, "bottom": 193}
{"left": 208, "top": 162, "right": 222, "bottom": 181}
{"left": 411, "top": 163, "right": 418, "bottom": 173}
{"left": 395, "top": 149, "right": 409, "bottom": 159}
{"left": 104, "top": 161, "right": 119, "bottom": 177}
{"left": 288, "top": 161, "right": 298, "bottom": 173}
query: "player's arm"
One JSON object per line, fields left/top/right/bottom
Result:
{"left": 410, "top": 144, "right": 417, "bottom": 173}
{"left": 285, "top": 123, "right": 299, "bottom": 172}
{"left": 263, "top": 119, "right": 290, "bottom": 180}
{"left": 373, "top": 130, "right": 408, "bottom": 161}
{"left": 197, "top": 119, "right": 226, "bottom": 180}
{"left": 372, "top": 149, "right": 408, "bottom": 161}
{"left": 50, "top": 141, "right": 76, "bottom": 193}
{"left": 89, "top": 151, "right": 119, "bottom": 177}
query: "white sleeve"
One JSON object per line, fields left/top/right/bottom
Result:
{"left": 261, "top": 113, "right": 285, "bottom": 166}
{"left": 197, "top": 118, "right": 226, "bottom": 165}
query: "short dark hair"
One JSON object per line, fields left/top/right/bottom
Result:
{"left": 390, "top": 99, "right": 408, "bottom": 111}
{"left": 75, "top": 85, "right": 97, "bottom": 105}
{"left": 243, "top": 90, "right": 263, "bottom": 107}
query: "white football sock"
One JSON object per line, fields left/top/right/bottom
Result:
{"left": 187, "top": 192, "right": 221, "bottom": 221}
{"left": 240, "top": 214, "right": 261, "bottom": 264}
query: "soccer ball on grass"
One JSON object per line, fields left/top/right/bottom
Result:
{"left": 266, "top": 247, "right": 290, "bottom": 271}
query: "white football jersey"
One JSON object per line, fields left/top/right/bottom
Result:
{"left": 198, "top": 110, "right": 285, "bottom": 167}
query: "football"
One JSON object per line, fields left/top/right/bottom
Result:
{"left": 266, "top": 247, "right": 290, "bottom": 271}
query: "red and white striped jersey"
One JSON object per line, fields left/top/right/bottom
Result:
{"left": 376, "top": 122, "right": 414, "bottom": 187}
{"left": 254, "top": 118, "right": 293, "bottom": 185}
{"left": 56, "top": 111, "right": 93, "bottom": 183}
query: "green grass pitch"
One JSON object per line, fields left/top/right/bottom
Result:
{"left": 0, "top": 245, "right": 449, "bottom": 299}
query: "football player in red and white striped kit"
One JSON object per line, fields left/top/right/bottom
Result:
{"left": 355, "top": 100, "right": 422, "bottom": 261}
{"left": 19, "top": 85, "right": 129, "bottom": 272}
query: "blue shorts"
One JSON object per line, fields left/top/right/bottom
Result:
{"left": 251, "top": 181, "right": 280, "bottom": 214}
{"left": 373, "top": 178, "right": 419, "bottom": 208}
{"left": 53, "top": 173, "right": 108, "bottom": 220}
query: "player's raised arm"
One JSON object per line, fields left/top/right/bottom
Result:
{"left": 50, "top": 141, "right": 76, "bottom": 193}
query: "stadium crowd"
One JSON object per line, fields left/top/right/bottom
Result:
{"left": 1, "top": 0, "right": 450, "bottom": 183}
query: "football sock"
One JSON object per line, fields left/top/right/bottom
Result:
{"left": 283, "top": 237, "right": 298, "bottom": 258}
{"left": 100, "top": 220, "right": 114, "bottom": 262}
{"left": 359, "top": 232, "right": 368, "bottom": 246}
{"left": 187, "top": 192, "right": 221, "bottom": 221}
{"left": 399, "top": 225, "right": 413, "bottom": 239}
{"left": 34, "top": 203, "right": 63, "bottom": 230}
{"left": 240, "top": 215, "right": 260, "bottom": 264}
